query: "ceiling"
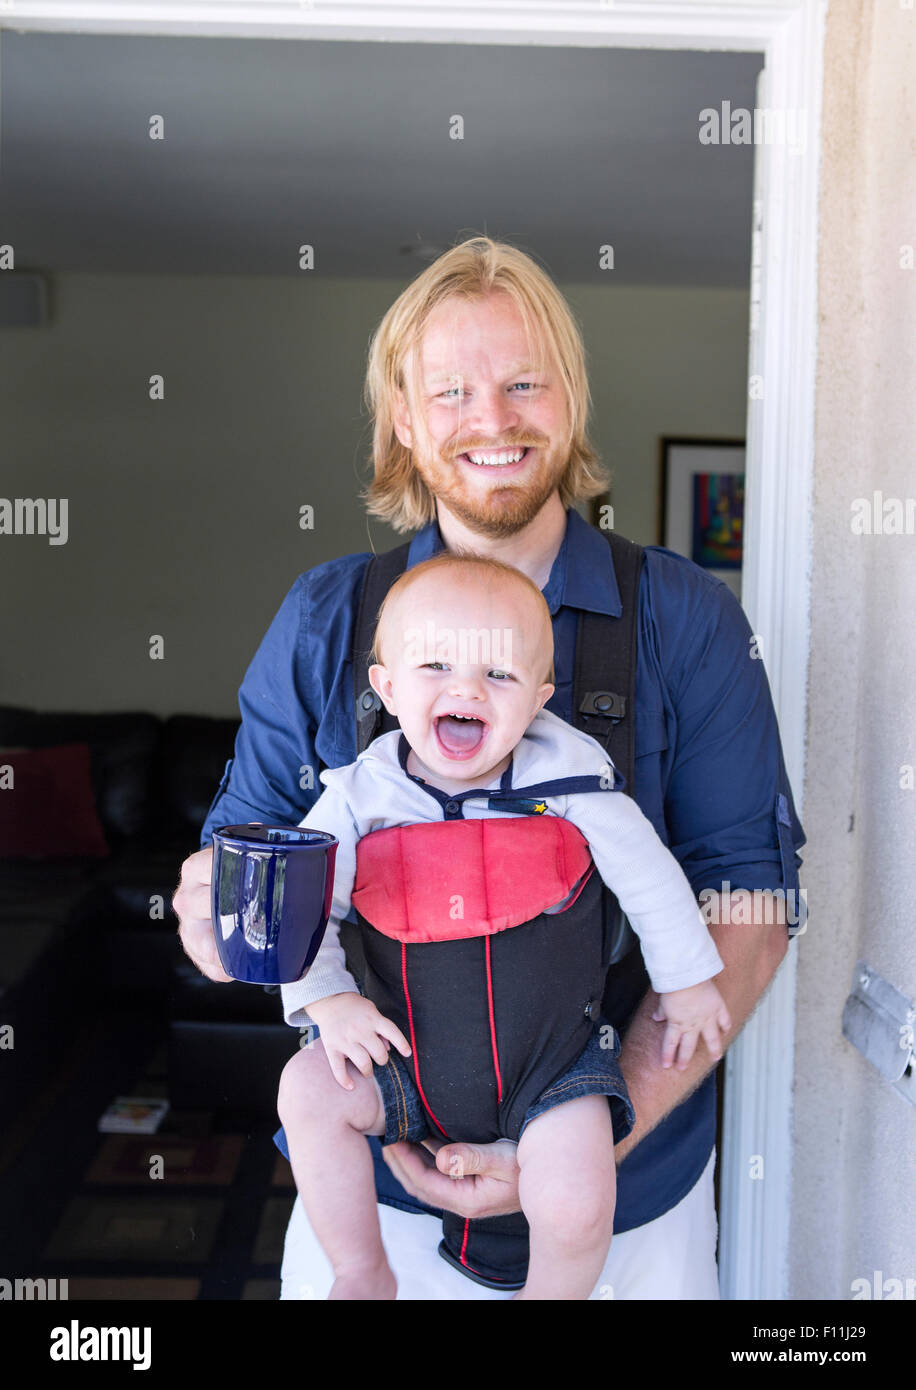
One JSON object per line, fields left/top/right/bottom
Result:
{"left": 0, "top": 31, "right": 763, "bottom": 285}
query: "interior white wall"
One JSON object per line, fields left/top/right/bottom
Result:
{"left": 0, "top": 273, "right": 749, "bottom": 717}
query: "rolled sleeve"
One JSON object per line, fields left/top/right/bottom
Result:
{"left": 644, "top": 551, "right": 806, "bottom": 906}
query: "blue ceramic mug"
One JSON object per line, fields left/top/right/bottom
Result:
{"left": 211, "top": 824, "right": 338, "bottom": 985}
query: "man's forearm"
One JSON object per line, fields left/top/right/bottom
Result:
{"left": 614, "top": 891, "right": 789, "bottom": 1166}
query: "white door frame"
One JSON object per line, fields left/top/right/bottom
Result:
{"left": 2, "top": 0, "right": 824, "bottom": 1299}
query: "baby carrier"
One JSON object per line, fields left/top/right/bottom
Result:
{"left": 342, "top": 528, "right": 649, "bottom": 1289}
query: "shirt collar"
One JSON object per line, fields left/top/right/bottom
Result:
{"left": 396, "top": 730, "right": 515, "bottom": 804}
{"left": 406, "top": 506, "right": 621, "bottom": 618}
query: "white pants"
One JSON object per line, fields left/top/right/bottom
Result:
{"left": 279, "top": 1147, "right": 720, "bottom": 1300}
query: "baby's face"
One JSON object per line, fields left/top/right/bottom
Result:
{"left": 368, "top": 572, "right": 554, "bottom": 788}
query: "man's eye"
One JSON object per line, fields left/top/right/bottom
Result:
{"left": 438, "top": 383, "right": 538, "bottom": 399}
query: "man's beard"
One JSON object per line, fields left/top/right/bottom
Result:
{"left": 415, "top": 444, "right": 568, "bottom": 539}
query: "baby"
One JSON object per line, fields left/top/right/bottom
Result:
{"left": 277, "top": 551, "right": 731, "bottom": 1300}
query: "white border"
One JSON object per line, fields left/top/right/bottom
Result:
{"left": 0, "top": 0, "right": 810, "bottom": 46}
{"left": 1, "top": 0, "right": 823, "bottom": 1299}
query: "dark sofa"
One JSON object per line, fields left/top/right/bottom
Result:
{"left": 0, "top": 705, "right": 298, "bottom": 1130}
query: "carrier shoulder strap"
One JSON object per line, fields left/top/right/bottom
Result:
{"left": 573, "top": 529, "right": 645, "bottom": 798}
{"left": 353, "top": 541, "right": 412, "bottom": 754}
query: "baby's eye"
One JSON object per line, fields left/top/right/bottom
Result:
{"left": 423, "top": 661, "right": 449, "bottom": 671}
{"left": 488, "top": 669, "right": 513, "bottom": 681}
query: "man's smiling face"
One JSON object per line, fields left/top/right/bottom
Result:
{"left": 392, "top": 291, "right": 571, "bottom": 538}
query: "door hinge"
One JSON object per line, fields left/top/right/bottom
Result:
{"left": 842, "top": 961, "right": 915, "bottom": 1107}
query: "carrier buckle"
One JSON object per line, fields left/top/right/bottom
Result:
{"left": 579, "top": 690, "right": 626, "bottom": 720}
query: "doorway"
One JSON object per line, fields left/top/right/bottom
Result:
{"left": 0, "top": 0, "right": 824, "bottom": 1299}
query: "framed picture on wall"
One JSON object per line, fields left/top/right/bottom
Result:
{"left": 659, "top": 437, "right": 746, "bottom": 599}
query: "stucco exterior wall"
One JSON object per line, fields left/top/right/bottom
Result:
{"left": 790, "top": 0, "right": 916, "bottom": 1299}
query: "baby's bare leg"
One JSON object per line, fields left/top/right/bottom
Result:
{"left": 514, "top": 1095, "right": 616, "bottom": 1301}
{"left": 277, "top": 1044, "right": 393, "bottom": 1300}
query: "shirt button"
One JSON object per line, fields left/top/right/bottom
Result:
{"left": 445, "top": 800, "right": 461, "bottom": 815}
{"left": 585, "top": 999, "right": 602, "bottom": 1022}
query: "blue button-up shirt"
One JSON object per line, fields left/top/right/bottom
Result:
{"left": 201, "top": 506, "right": 805, "bottom": 1233}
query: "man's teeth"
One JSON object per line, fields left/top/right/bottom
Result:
{"left": 466, "top": 449, "right": 526, "bottom": 467}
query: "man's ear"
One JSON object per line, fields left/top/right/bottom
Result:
{"left": 392, "top": 386, "right": 414, "bottom": 451}
{"left": 368, "top": 663, "right": 398, "bottom": 715}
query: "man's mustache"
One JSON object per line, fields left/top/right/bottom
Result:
{"left": 444, "top": 436, "right": 548, "bottom": 457}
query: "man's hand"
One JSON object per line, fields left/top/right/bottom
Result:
{"left": 382, "top": 1138, "right": 523, "bottom": 1221}
{"left": 307, "top": 993, "right": 411, "bottom": 1090}
{"left": 172, "top": 846, "right": 233, "bottom": 983}
{"left": 652, "top": 979, "right": 732, "bottom": 1071}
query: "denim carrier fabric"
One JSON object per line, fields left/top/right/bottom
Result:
{"left": 349, "top": 529, "right": 647, "bottom": 1290}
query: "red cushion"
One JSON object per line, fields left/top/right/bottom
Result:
{"left": 0, "top": 742, "right": 110, "bottom": 858}
{"left": 353, "top": 815, "right": 593, "bottom": 943}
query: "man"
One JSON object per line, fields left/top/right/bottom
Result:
{"left": 174, "top": 236, "right": 805, "bottom": 1299}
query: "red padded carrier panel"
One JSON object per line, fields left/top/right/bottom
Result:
{"left": 352, "top": 814, "right": 593, "bottom": 943}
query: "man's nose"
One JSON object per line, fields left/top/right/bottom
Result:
{"left": 464, "top": 386, "right": 521, "bottom": 440}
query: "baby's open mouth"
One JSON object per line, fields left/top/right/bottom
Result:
{"left": 434, "top": 713, "right": 489, "bottom": 759}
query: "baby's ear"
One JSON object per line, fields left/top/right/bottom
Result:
{"left": 368, "top": 663, "right": 397, "bottom": 714}
{"left": 535, "top": 681, "right": 555, "bottom": 714}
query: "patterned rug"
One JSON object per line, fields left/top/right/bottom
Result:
{"left": 0, "top": 1020, "right": 296, "bottom": 1301}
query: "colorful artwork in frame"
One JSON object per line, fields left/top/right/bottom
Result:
{"left": 660, "top": 439, "right": 746, "bottom": 600}
{"left": 692, "top": 471, "right": 744, "bottom": 569}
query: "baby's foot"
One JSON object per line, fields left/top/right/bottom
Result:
{"left": 329, "top": 1257, "right": 397, "bottom": 1301}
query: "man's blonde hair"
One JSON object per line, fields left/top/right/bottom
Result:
{"left": 362, "top": 236, "right": 609, "bottom": 533}
{"left": 371, "top": 551, "right": 556, "bottom": 686}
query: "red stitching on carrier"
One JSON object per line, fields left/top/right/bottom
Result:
{"left": 400, "top": 941, "right": 448, "bottom": 1138}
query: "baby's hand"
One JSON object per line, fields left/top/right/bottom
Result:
{"left": 652, "top": 981, "right": 732, "bottom": 1072}
{"left": 305, "top": 992, "right": 411, "bottom": 1090}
